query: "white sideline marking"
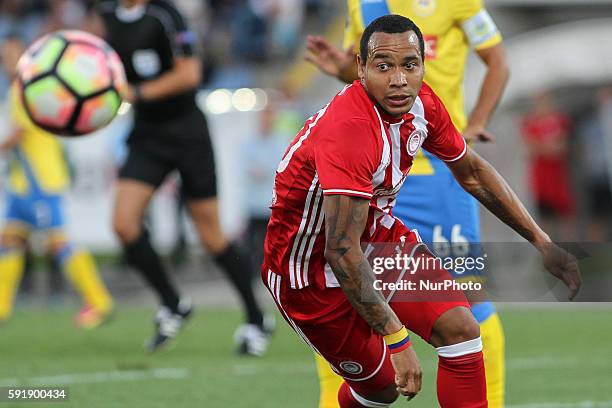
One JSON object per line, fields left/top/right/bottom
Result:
{"left": 0, "top": 368, "right": 188, "bottom": 387}
{"left": 508, "top": 401, "right": 612, "bottom": 408}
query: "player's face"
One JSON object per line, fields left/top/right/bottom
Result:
{"left": 358, "top": 31, "right": 424, "bottom": 118}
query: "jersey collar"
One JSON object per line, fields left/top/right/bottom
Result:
{"left": 116, "top": 4, "right": 146, "bottom": 22}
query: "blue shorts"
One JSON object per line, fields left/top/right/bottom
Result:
{"left": 394, "top": 153, "right": 494, "bottom": 318}
{"left": 4, "top": 192, "right": 65, "bottom": 231}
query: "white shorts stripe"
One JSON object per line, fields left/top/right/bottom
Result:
{"left": 275, "top": 274, "right": 281, "bottom": 304}
{"left": 267, "top": 270, "right": 273, "bottom": 296}
{"left": 342, "top": 338, "right": 388, "bottom": 382}
{"left": 323, "top": 189, "right": 373, "bottom": 198}
{"left": 265, "top": 270, "right": 322, "bottom": 355}
{"left": 350, "top": 387, "right": 391, "bottom": 407}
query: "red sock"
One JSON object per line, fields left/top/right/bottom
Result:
{"left": 338, "top": 381, "right": 372, "bottom": 408}
{"left": 437, "top": 351, "right": 487, "bottom": 407}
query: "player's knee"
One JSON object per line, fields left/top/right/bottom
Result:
{"left": 112, "top": 216, "right": 141, "bottom": 244}
{"left": 430, "top": 306, "right": 481, "bottom": 347}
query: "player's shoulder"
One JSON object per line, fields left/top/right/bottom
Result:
{"left": 313, "top": 84, "right": 383, "bottom": 152}
{"left": 325, "top": 83, "right": 378, "bottom": 128}
{"left": 147, "top": 0, "right": 185, "bottom": 20}
{"left": 145, "top": 0, "right": 188, "bottom": 33}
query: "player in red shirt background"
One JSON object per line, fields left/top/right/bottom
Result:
{"left": 263, "top": 15, "right": 580, "bottom": 407}
{"left": 521, "top": 91, "right": 576, "bottom": 241}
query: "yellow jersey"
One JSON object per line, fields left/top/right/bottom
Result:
{"left": 345, "top": 0, "right": 502, "bottom": 174}
{"left": 7, "top": 83, "right": 69, "bottom": 196}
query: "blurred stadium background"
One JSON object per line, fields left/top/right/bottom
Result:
{"left": 0, "top": 0, "right": 611, "bottom": 407}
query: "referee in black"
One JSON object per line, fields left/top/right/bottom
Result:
{"left": 88, "top": 0, "right": 271, "bottom": 354}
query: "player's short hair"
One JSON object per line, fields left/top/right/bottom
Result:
{"left": 360, "top": 14, "right": 425, "bottom": 64}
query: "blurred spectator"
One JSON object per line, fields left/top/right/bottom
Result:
{"left": 41, "top": 0, "right": 87, "bottom": 33}
{"left": 240, "top": 102, "right": 288, "bottom": 272}
{"left": 231, "top": 0, "right": 305, "bottom": 62}
{"left": 577, "top": 87, "right": 612, "bottom": 242}
{"left": 268, "top": 0, "right": 304, "bottom": 59}
{"left": 274, "top": 86, "right": 306, "bottom": 136}
{"left": 231, "top": 0, "right": 270, "bottom": 62}
{"left": 0, "top": 0, "right": 47, "bottom": 96}
{"left": 521, "top": 91, "right": 576, "bottom": 241}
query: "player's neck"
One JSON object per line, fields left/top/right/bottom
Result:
{"left": 375, "top": 103, "right": 405, "bottom": 124}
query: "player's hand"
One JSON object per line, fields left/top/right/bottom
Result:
{"left": 304, "top": 35, "right": 354, "bottom": 78}
{"left": 463, "top": 124, "right": 495, "bottom": 143}
{"left": 540, "top": 242, "right": 582, "bottom": 300}
{"left": 389, "top": 346, "right": 422, "bottom": 400}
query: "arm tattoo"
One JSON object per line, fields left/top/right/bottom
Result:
{"left": 324, "top": 196, "right": 401, "bottom": 336}
{"left": 470, "top": 185, "right": 535, "bottom": 242}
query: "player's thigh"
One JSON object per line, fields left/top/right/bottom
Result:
{"left": 263, "top": 273, "right": 396, "bottom": 399}
{"left": 381, "top": 240, "right": 472, "bottom": 344}
{"left": 28, "top": 195, "right": 70, "bottom": 253}
{"left": 112, "top": 179, "right": 157, "bottom": 241}
{"left": 2, "top": 194, "right": 32, "bottom": 247}
{"left": 0, "top": 226, "right": 28, "bottom": 248}
{"left": 302, "top": 313, "right": 396, "bottom": 400}
{"left": 186, "top": 197, "right": 227, "bottom": 254}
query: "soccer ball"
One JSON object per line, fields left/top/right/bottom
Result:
{"left": 16, "top": 30, "right": 127, "bottom": 137}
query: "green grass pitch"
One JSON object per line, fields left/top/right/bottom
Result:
{"left": 1, "top": 307, "right": 611, "bottom": 407}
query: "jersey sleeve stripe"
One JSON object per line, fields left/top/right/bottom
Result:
{"left": 323, "top": 189, "right": 373, "bottom": 198}
{"left": 147, "top": 4, "right": 191, "bottom": 56}
{"left": 441, "top": 139, "right": 468, "bottom": 162}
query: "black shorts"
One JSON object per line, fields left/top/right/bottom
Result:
{"left": 119, "top": 109, "right": 217, "bottom": 199}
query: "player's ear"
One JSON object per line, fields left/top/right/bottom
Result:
{"left": 357, "top": 54, "right": 365, "bottom": 80}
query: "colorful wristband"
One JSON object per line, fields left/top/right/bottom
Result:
{"left": 384, "top": 326, "right": 411, "bottom": 354}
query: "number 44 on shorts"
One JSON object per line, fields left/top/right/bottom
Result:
{"left": 432, "top": 224, "right": 470, "bottom": 257}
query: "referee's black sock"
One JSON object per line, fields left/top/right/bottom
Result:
{"left": 214, "top": 243, "right": 264, "bottom": 327}
{"left": 125, "top": 230, "right": 181, "bottom": 312}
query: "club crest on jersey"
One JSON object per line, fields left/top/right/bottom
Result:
{"left": 407, "top": 130, "right": 424, "bottom": 156}
{"left": 339, "top": 361, "right": 363, "bottom": 375}
{"left": 413, "top": 0, "right": 436, "bottom": 17}
{"left": 133, "top": 49, "right": 161, "bottom": 78}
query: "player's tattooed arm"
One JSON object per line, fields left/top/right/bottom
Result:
{"left": 447, "top": 147, "right": 546, "bottom": 244}
{"left": 323, "top": 195, "right": 403, "bottom": 335}
{"left": 447, "top": 147, "right": 581, "bottom": 298}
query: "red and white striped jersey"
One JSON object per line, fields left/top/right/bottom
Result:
{"left": 264, "top": 81, "right": 467, "bottom": 290}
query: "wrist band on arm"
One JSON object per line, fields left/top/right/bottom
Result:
{"left": 384, "top": 326, "right": 411, "bottom": 354}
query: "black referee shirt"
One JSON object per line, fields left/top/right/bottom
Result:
{"left": 96, "top": 0, "right": 200, "bottom": 121}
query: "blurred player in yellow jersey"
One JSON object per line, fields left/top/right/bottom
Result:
{"left": 306, "top": 1, "right": 509, "bottom": 406}
{"left": 0, "top": 36, "right": 113, "bottom": 328}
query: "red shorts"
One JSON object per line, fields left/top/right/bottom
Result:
{"left": 262, "top": 217, "right": 470, "bottom": 395}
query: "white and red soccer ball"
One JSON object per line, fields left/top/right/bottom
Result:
{"left": 16, "top": 30, "right": 127, "bottom": 137}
